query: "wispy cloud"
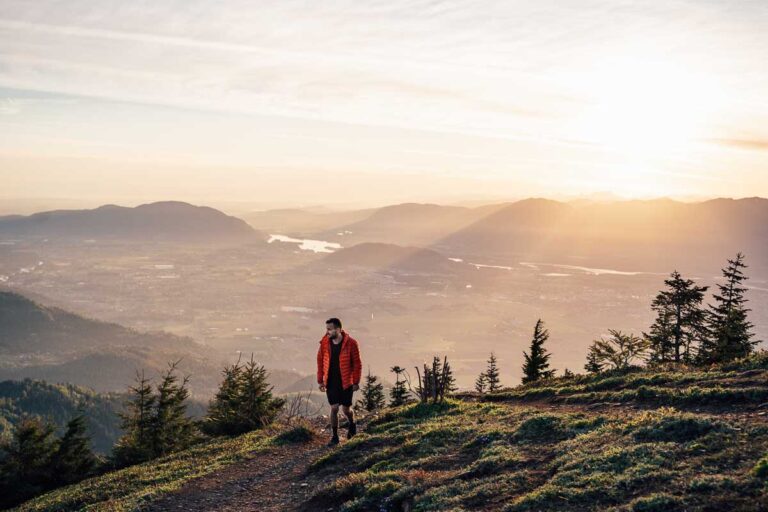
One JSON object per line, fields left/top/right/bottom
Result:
{"left": 0, "top": 0, "right": 767, "bottom": 200}
{"left": 707, "top": 138, "right": 768, "bottom": 152}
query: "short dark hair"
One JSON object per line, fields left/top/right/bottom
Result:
{"left": 325, "top": 317, "right": 342, "bottom": 329}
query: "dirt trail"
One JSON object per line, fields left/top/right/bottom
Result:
{"left": 146, "top": 425, "right": 342, "bottom": 512}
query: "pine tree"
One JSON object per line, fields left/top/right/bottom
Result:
{"left": 485, "top": 353, "right": 501, "bottom": 392}
{"left": 563, "top": 368, "right": 574, "bottom": 378}
{"left": 204, "top": 355, "right": 285, "bottom": 436}
{"left": 584, "top": 347, "right": 603, "bottom": 374}
{"left": 644, "top": 270, "right": 709, "bottom": 364}
{"left": 698, "top": 253, "right": 760, "bottom": 364}
{"left": 588, "top": 330, "right": 649, "bottom": 370}
{"left": 389, "top": 366, "right": 412, "bottom": 407}
{"left": 50, "top": 413, "right": 99, "bottom": 486}
{"left": 203, "top": 359, "right": 244, "bottom": 435}
{"left": 239, "top": 356, "right": 285, "bottom": 430}
{"left": 356, "top": 368, "right": 386, "bottom": 412}
{"left": 151, "top": 361, "right": 195, "bottom": 457}
{"left": 431, "top": 356, "right": 443, "bottom": 401}
{"left": 644, "top": 304, "right": 677, "bottom": 364}
{"left": 474, "top": 372, "right": 487, "bottom": 394}
{"left": 443, "top": 359, "right": 458, "bottom": 395}
{"left": 521, "top": 319, "right": 555, "bottom": 384}
{"left": 0, "top": 416, "right": 58, "bottom": 509}
{"left": 112, "top": 370, "right": 156, "bottom": 466}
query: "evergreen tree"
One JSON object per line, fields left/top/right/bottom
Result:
{"left": 698, "top": 253, "right": 760, "bottom": 364}
{"left": 563, "top": 368, "right": 574, "bottom": 378}
{"left": 112, "top": 370, "right": 156, "bottom": 466}
{"left": 239, "top": 356, "right": 285, "bottom": 430}
{"left": 521, "top": 319, "right": 555, "bottom": 384}
{"left": 474, "top": 372, "right": 487, "bottom": 394}
{"left": 416, "top": 362, "right": 432, "bottom": 402}
{"left": 152, "top": 361, "right": 195, "bottom": 457}
{"left": 644, "top": 270, "right": 709, "bottom": 364}
{"left": 443, "top": 359, "right": 458, "bottom": 395}
{"left": 356, "top": 368, "right": 386, "bottom": 412}
{"left": 203, "top": 355, "right": 285, "bottom": 436}
{"left": 588, "top": 330, "right": 649, "bottom": 370}
{"left": 0, "top": 416, "right": 58, "bottom": 509}
{"left": 485, "top": 353, "right": 501, "bottom": 392}
{"left": 431, "top": 356, "right": 442, "bottom": 400}
{"left": 644, "top": 304, "right": 677, "bottom": 364}
{"left": 203, "top": 359, "right": 243, "bottom": 435}
{"left": 50, "top": 413, "right": 99, "bottom": 486}
{"left": 584, "top": 347, "right": 603, "bottom": 374}
{"left": 389, "top": 366, "right": 412, "bottom": 407}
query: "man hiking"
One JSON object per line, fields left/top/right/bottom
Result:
{"left": 317, "top": 317, "right": 362, "bottom": 446}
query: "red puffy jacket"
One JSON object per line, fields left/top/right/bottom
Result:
{"left": 316, "top": 330, "right": 362, "bottom": 390}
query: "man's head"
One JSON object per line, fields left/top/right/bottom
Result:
{"left": 326, "top": 317, "right": 342, "bottom": 339}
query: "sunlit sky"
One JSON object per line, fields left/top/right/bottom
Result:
{"left": 1, "top": 0, "right": 767, "bottom": 209}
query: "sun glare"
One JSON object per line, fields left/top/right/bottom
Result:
{"left": 574, "top": 57, "right": 723, "bottom": 158}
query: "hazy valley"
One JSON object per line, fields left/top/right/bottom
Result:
{"left": 1, "top": 198, "right": 766, "bottom": 395}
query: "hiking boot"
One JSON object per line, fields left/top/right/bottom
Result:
{"left": 327, "top": 434, "right": 339, "bottom": 446}
{"left": 347, "top": 422, "right": 357, "bottom": 439}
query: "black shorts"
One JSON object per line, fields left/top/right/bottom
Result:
{"left": 326, "top": 383, "right": 354, "bottom": 406}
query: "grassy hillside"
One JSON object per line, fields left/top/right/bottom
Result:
{"left": 480, "top": 353, "right": 768, "bottom": 407}
{"left": 309, "top": 406, "right": 767, "bottom": 511}
{"left": 12, "top": 425, "right": 311, "bottom": 512}
{"left": 13, "top": 355, "right": 768, "bottom": 511}
{"left": 307, "top": 356, "right": 768, "bottom": 511}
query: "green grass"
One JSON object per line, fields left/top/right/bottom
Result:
{"left": 483, "top": 352, "right": 768, "bottom": 408}
{"left": 13, "top": 425, "right": 311, "bottom": 512}
{"left": 307, "top": 398, "right": 768, "bottom": 511}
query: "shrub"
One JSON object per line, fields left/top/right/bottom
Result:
{"left": 753, "top": 453, "right": 768, "bottom": 478}
{"left": 514, "top": 414, "right": 569, "bottom": 443}
{"left": 631, "top": 410, "right": 722, "bottom": 443}
{"left": 631, "top": 493, "right": 683, "bottom": 512}
{"left": 273, "top": 424, "right": 314, "bottom": 445}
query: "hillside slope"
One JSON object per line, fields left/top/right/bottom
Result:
{"left": 321, "top": 242, "right": 462, "bottom": 274}
{"left": 0, "top": 379, "right": 123, "bottom": 453}
{"left": 437, "top": 197, "right": 768, "bottom": 279}
{"left": 15, "top": 355, "right": 768, "bottom": 511}
{"left": 0, "top": 291, "right": 225, "bottom": 395}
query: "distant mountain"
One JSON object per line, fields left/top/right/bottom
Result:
{"left": 322, "top": 242, "right": 461, "bottom": 274}
{"left": 242, "top": 207, "right": 376, "bottom": 236}
{"left": 437, "top": 197, "right": 768, "bottom": 278}
{"left": 0, "top": 379, "right": 123, "bottom": 453}
{"left": 316, "top": 202, "right": 508, "bottom": 246}
{"left": 0, "top": 291, "right": 225, "bottom": 395}
{"left": 0, "top": 201, "right": 260, "bottom": 242}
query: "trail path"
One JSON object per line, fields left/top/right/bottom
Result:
{"left": 146, "top": 424, "right": 344, "bottom": 512}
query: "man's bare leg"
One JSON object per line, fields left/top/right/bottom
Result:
{"left": 329, "top": 404, "right": 340, "bottom": 444}
{"left": 341, "top": 405, "right": 356, "bottom": 438}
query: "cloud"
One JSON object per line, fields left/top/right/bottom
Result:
{"left": 0, "top": 98, "right": 19, "bottom": 114}
{"left": 708, "top": 138, "right": 768, "bottom": 152}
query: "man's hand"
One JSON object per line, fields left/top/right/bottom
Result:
{"left": 318, "top": 384, "right": 326, "bottom": 392}
{"left": 352, "top": 383, "right": 359, "bottom": 392}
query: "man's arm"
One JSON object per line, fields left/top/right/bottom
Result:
{"left": 317, "top": 342, "right": 325, "bottom": 389}
{"left": 351, "top": 340, "right": 362, "bottom": 386}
